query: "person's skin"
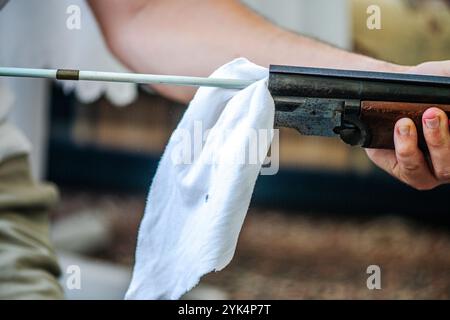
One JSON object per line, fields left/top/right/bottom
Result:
{"left": 88, "top": 0, "right": 450, "bottom": 191}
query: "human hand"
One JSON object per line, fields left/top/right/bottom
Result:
{"left": 366, "top": 61, "right": 450, "bottom": 190}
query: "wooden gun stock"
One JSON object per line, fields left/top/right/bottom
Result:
{"left": 360, "top": 101, "right": 450, "bottom": 150}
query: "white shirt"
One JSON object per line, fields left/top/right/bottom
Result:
{"left": 0, "top": 0, "right": 137, "bottom": 178}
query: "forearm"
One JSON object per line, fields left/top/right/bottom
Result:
{"left": 90, "top": 0, "right": 406, "bottom": 102}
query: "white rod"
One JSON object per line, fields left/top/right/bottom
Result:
{"left": 0, "top": 67, "right": 57, "bottom": 79}
{"left": 0, "top": 67, "right": 255, "bottom": 89}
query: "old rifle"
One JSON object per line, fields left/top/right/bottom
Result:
{"left": 1, "top": 65, "right": 450, "bottom": 150}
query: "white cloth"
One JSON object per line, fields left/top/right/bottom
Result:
{"left": 125, "top": 58, "right": 275, "bottom": 300}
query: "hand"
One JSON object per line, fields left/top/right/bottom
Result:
{"left": 366, "top": 61, "right": 450, "bottom": 190}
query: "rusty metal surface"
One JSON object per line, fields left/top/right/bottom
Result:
{"left": 269, "top": 65, "right": 450, "bottom": 149}
{"left": 274, "top": 97, "right": 343, "bottom": 137}
{"left": 269, "top": 65, "right": 450, "bottom": 104}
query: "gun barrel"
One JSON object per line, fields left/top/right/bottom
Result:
{"left": 268, "top": 65, "right": 450, "bottom": 104}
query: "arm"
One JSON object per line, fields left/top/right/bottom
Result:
{"left": 89, "top": 0, "right": 450, "bottom": 190}
{"left": 89, "top": 0, "right": 402, "bottom": 102}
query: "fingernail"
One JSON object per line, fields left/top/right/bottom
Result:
{"left": 424, "top": 117, "right": 440, "bottom": 129}
{"left": 398, "top": 125, "right": 410, "bottom": 136}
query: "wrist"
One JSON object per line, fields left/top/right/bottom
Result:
{"left": 346, "top": 52, "right": 411, "bottom": 74}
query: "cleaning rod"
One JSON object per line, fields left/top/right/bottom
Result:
{"left": 0, "top": 67, "right": 255, "bottom": 90}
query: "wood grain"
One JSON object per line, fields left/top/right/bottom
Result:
{"left": 360, "top": 101, "right": 450, "bottom": 149}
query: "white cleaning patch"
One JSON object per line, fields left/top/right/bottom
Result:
{"left": 125, "top": 58, "right": 275, "bottom": 300}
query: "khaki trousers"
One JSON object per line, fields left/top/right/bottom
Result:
{"left": 0, "top": 154, "right": 63, "bottom": 299}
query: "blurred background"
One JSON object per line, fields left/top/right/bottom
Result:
{"left": 2, "top": 0, "right": 450, "bottom": 299}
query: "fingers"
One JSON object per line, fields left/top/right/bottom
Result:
{"left": 367, "top": 113, "right": 448, "bottom": 191}
{"left": 393, "top": 118, "right": 438, "bottom": 190}
{"left": 422, "top": 107, "right": 450, "bottom": 182}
